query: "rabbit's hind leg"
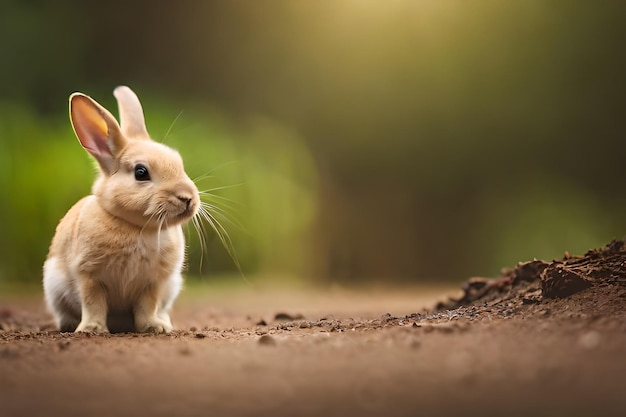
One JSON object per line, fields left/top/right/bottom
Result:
{"left": 43, "top": 258, "right": 82, "bottom": 332}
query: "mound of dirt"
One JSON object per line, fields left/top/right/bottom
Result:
{"left": 434, "top": 239, "right": 626, "bottom": 323}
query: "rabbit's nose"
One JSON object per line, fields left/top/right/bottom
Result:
{"left": 177, "top": 195, "right": 192, "bottom": 208}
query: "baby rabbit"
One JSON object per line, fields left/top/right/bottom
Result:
{"left": 43, "top": 86, "right": 199, "bottom": 333}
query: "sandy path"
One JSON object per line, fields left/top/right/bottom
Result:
{"left": 1, "top": 283, "right": 625, "bottom": 417}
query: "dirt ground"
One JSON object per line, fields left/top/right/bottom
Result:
{"left": 2, "top": 241, "right": 626, "bottom": 417}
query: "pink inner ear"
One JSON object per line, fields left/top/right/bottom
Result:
{"left": 71, "top": 96, "right": 115, "bottom": 170}
{"left": 76, "top": 126, "right": 113, "bottom": 159}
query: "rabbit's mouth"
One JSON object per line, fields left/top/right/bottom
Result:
{"left": 174, "top": 206, "right": 197, "bottom": 223}
{"left": 169, "top": 200, "right": 198, "bottom": 224}
{"left": 158, "top": 192, "right": 199, "bottom": 225}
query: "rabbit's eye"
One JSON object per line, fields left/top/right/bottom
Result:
{"left": 134, "top": 164, "right": 151, "bottom": 181}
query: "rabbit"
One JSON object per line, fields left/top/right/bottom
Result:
{"left": 43, "top": 86, "right": 200, "bottom": 333}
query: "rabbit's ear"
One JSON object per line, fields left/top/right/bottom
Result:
{"left": 113, "top": 86, "right": 150, "bottom": 140}
{"left": 69, "top": 93, "right": 127, "bottom": 174}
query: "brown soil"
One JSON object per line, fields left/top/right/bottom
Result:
{"left": 2, "top": 241, "right": 626, "bottom": 417}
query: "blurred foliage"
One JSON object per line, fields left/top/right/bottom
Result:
{"left": 0, "top": 97, "right": 319, "bottom": 283}
{"left": 1, "top": 1, "right": 626, "bottom": 284}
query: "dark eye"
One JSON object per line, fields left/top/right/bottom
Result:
{"left": 134, "top": 164, "right": 151, "bottom": 181}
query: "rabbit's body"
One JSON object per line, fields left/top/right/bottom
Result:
{"left": 44, "top": 195, "right": 184, "bottom": 332}
{"left": 43, "top": 86, "right": 199, "bottom": 333}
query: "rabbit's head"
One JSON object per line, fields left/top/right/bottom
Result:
{"left": 69, "top": 86, "right": 199, "bottom": 229}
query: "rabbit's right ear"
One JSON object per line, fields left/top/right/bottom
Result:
{"left": 69, "top": 93, "right": 127, "bottom": 174}
{"left": 113, "top": 86, "right": 150, "bottom": 140}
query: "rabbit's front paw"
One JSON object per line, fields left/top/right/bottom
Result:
{"left": 136, "top": 317, "right": 173, "bottom": 334}
{"left": 75, "top": 321, "right": 109, "bottom": 334}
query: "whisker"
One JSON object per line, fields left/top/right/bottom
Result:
{"left": 200, "top": 201, "right": 248, "bottom": 235}
{"left": 199, "top": 196, "right": 241, "bottom": 218}
{"left": 195, "top": 204, "right": 248, "bottom": 283}
{"left": 199, "top": 191, "right": 242, "bottom": 207}
{"left": 200, "top": 201, "right": 235, "bottom": 221}
{"left": 193, "top": 173, "right": 215, "bottom": 183}
{"left": 192, "top": 161, "right": 240, "bottom": 183}
{"left": 200, "top": 183, "right": 246, "bottom": 193}
{"left": 191, "top": 215, "right": 208, "bottom": 273}
{"left": 157, "top": 210, "right": 167, "bottom": 251}
{"left": 162, "top": 109, "right": 184, "bottom": 143}
{"left": 139, "top": 211, "right": 158, "bottom": 237}
{"left": 188, "top": 169, "right": 251, "bottom": 284}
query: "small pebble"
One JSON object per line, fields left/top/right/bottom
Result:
{"left": 274, "top": 312, "right": 304, "bottom": 321}
{"left": 258, "top": 334, "right": 276, "bottom": 346}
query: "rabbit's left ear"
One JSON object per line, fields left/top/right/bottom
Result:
{"left": 114, "top": 86, "right": 151, "bottom": 140}
{"left": 69, "top": 93, "right": 127, "bottom": 175}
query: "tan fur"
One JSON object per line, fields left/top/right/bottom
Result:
{"left": 43, "top": 86, "right": 199, "bottom": 333}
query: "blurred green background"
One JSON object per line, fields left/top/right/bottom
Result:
{"left": 1, "top": 1, "right": 625, "bottom": 286}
